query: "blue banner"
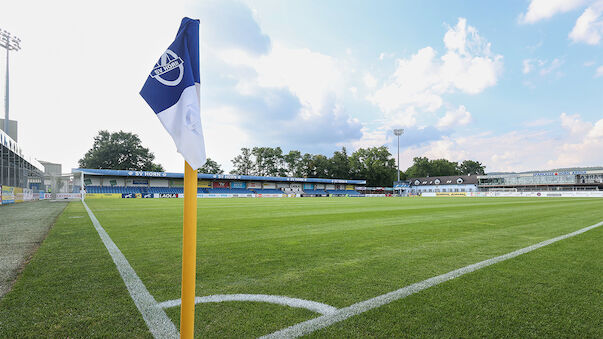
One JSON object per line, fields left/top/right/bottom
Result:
{"left": 231, "top": 181, "right": 246, "bottom": 188}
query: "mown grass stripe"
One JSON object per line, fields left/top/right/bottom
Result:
{"left": 82, "top": 201, "right": 179, "bottom": 339}
{"left": 262, "top": 220, "right": 603, "bottom": 339}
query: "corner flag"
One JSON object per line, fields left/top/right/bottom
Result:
{"left": 140, "top": 17, "right": 206, "bottom": 169}
{"left": 140, "top": 18, "right": 204, "bottom": 339}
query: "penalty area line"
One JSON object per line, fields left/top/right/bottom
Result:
{"left": 261, "top": 220, "right": 603, "bottom": 339}
{"left": 82, "top": 201, "right": 179, "bottom": 339}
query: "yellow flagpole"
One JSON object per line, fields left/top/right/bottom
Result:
{"left": 180, "top": 161, "right": 198, "bottom": 338}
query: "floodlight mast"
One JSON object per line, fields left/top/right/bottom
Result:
{"left": 393, "top": 129, "right": 404, "bottom": 195}
{"left": 0, "top": 29, "right": 21, "bottom": 135}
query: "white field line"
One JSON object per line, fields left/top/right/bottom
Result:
{"left": 158, "top": 294, "right": 338, "bottom": 315}
{"left": 262, "top": 220, "right": 603, "bottom": 339}
{"left": 82, "top": 201, "right": 179, "bottom": 339}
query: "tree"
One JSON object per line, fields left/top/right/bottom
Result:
{"left": 299, "top": 153, "right": 315, "bottom": 177}
{"left": 197, "top": 158, "right": 223, "bottom": 174}
{"left": 349, "top": 146, "right": 397, "bottom": 186}
{"left": 283, "top": 150, "right": 303, "bottom": 177}
{"left": 329, "top": 147, "right": 350, "bottom": 179}
{"left": 312, "top": 154, "right": 330, "bottom": 178}
{"left": 403, "top": 157, "right": 431, "bottom": 178}
{"left": 459, "top": 160, "right": 485, "bottom": 175}
{"left": 78, "top": 130, "right": 164, "bottom": 171}
{"left": 430, "top": 158, "right": 459, "bottom": 176}
{"left": 230, "top": 148, "right": 254, "bottom": 175}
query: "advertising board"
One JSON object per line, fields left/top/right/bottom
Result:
{"left": 263, "top": 182, "right": 276, "bottom": 189}
{"left": 276, "top": 183, "right": 289, "bottom": 188}
{"left": 231, "top": 181, "right": 246, "bottom": 189}
{"left": 436, "top": 192, "right": 467, "bottom": 197}
{"left": 325, "top": 184, "right": 335, "bottom": 190}
{"left": 198, "top": 180, "right": 211, "bottom": 188}
{"left": 1, "top": 186, "right": 15, "bottom": 204}
{"left": 256, "top": 193, "right": 283, "bottom": 198}
{"left": 14, "top": 187, "right": 23, "bottom": 203}
{"left": 213, "top": 181, "right": 230, "bottom": 189}
{"left": 303, "top": 183, "right": 314, "bottom": 190}
{"left": 24, "top": 188, "right": 34, "bottom": 201}
{"left": 346, "top": 185, "right": 355, "bottom": 190}
{"left": 56, "top": 193, "right": 82, "bottom": 199}
{"left": 156, "top": 193, "right": 179, "bottom": 198}
{"left": 85, "top": 193, "right": 122, "bottom": 199}
{"left": 247, "top": 182, "right": 261, "bottom": 188}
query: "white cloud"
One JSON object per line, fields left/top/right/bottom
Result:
{"left": 436, "top": 105, "right": 472, "bottom": 129}
{"left": 560, "top": 112, "right": 592, "bottom": 135}
{"left": 522, "top": 58, "right": 563, "bottom": 77}
{"left": 520, "top": 0, "right": 586, "bottom": 24}
{"left": 522, "top": 118, "right": 555, "bottom": 127}
{"left": 522, "top": 59, "right": 533, "bottom": 74}
{"left": 222, "top": 43, "right": 346, "bottom": 115}
{"left": 539, "top": 58, "right": 564, "bottom": 75}
{"left": 596, "top": 65, "right": 603, "bottom": 76}
{"left": 552, "top": 114, "right": 603, "bottom": 167}
{"left": 363, "top": 72, "right": 378, "bottom": 88}
{"left": 569, "top": 2, "right": 603, "bottom": 45}
{"left": 368, "top": 18, "right": 502, "bottom": 123}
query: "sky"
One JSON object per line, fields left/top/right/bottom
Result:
{"left": 1, "top": 0, "right": 602, "bottom": 174}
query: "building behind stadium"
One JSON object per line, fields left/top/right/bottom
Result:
{"left": 406, "top": 168, "right": 603, "bottom": 197}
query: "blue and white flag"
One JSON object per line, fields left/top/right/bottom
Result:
{"left": 140, "top": 17, "right": 206, "bottom": 169}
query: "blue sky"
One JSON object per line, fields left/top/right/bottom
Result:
{"left": 2, "top": 0, "right": 602, "bottom": 172}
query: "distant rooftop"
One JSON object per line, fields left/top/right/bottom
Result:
{"left": 486, "top": 167, "right": 603, "bottom": 175}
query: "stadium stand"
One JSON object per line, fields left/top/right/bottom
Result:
{"left": 74, "top": 168, "right": 367, "bottom": 198}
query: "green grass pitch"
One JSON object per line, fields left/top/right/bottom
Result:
{"left": 1, "top": 197, "right": 602, "bottom": 338}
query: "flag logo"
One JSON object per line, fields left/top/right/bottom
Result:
{"left": 150, "top": 49, "right": 184, "bottom": 86}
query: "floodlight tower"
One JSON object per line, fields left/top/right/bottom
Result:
{"left": 0, "top": 29, "right": 21, "bottom": 134}
{"left": 393, "top": 128, "right": 404, "bottom": 194}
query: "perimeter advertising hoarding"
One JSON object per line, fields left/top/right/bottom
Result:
{"left": 1, "top": 186, "right": 15, "bottom": 204}
{"left": 85, "top": 193, "right": 122, "bottom": 199}
{"left": 14, "top": 187, "right": 23, "bottom": 203}
{"left": 155, "top": 193, "right": 179, "bottom": 198}
{"left": 436, "top": 192, "right": 467, "bottom": 197}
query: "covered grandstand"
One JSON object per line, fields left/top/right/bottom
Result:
{"left": 477, "top": 169, "right": 603, "bottom": 192}
{"left": 73, "top": 168, "right": 366, "bottom": 198}
{"left": 0, "top": 129, "right": 44, "bottom": 204}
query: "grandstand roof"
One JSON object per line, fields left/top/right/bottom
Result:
{"left": 73, "top": 168, "right": 367, "bottom": 185}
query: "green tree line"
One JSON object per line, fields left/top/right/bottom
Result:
{"left": 79, "top": 131, "right": 485, "bottom": 186}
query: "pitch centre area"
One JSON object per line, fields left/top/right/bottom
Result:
{"left": 1, "top": 197, "right": 602, "bottom": 338}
